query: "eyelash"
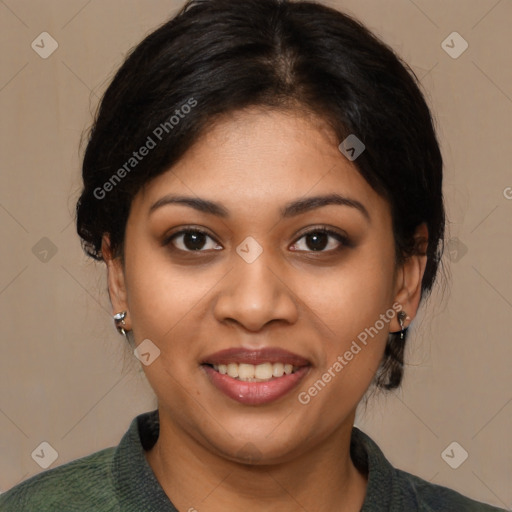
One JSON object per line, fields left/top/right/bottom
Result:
{"left": 163, "top": 225, "right": 350, "bottom": 254}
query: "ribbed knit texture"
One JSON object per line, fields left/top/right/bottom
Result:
{"left": 0, "top": 409, "right": 506, "bottom": 511}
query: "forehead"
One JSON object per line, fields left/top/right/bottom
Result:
{"left": 132, "top": 107, "right": 389, "bottom": 221}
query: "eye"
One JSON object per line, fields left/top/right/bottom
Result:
{"left": 290, "top": 227, "right": 349, "bottom": 253}
{"left": 164, "top": 226, "right": 349, "bottom": 254}
{"left": 165, "top": 228, "right": 222, "bottom": 252}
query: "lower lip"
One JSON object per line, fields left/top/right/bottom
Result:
{"left": 202, "top": 365, "right": 310, "bottom": 405}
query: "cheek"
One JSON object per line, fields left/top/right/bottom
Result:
{"left": 122, "top": 229, "right": 193, "bottom": 342}
{"left": 123, "top": 235, "right": 227, "bottom": 361}
{"left": 301, "top": 244, "right": 396, "bottom": 398}
{"left": 299, "top": 279, "right": 393, "bottom": 420}
{"left": 304, "top": 248, "right": 395, "bottom": 340}
{"left": 126, "top": 265, "right": 205, "bottom": 343}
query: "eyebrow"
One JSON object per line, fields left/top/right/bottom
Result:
{"left": 148, "top": 193, "right": 370, "bottom": 222}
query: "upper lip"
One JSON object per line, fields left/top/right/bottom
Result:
{"left": 202, "top": 347, "right": 311, "bottom": 367}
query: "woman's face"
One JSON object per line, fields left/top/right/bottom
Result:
{"left": 105, "top": 108, "right": 425, "bottom": 463}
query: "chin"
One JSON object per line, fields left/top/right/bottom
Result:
{"left": 201, "top": 416, "right": 309, "bottom": 463}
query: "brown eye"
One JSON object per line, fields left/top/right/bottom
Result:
{"left": 291, "top": 228, "right": 349, "bottom": 253}
{"left": 166, "top": 229, "right": 222, "bottom": 252}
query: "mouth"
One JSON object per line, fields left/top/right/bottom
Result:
{"left": 205, "top": 362, "right": 302, "bottom": 382}
{"left": 201, "top": 347, "right": 311, "bottom": 405}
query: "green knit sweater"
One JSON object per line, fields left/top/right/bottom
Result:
{"left": 0, "top": 409, "right": 506, "bottom": 511}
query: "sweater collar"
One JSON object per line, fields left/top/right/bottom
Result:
{"left": 111, "top": 409, "right": 177, "bottom": 511}
{"left": 351, "top": 425, "right": 397, "bottom": 510}
{"left": 112, "top": 409, "right": 397, "bottom": 511}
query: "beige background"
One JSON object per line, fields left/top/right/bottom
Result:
{"left": 0, "top": 0, "right": 511, "bottom": 508}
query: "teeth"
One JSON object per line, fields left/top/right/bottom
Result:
{"left": 227, "top": 363, "right": 238, "bottom": 378}
{"left": 211, "top": 362, "right": 300, "bottom": 381}
{"left": 255, "top": 362, "right": 273, "bottom": 380}
{"left": 238, "top": 363, "right": 255, "bottom": 379}
{"left": 272, "top": 362, "right": 284, "bottom": 377}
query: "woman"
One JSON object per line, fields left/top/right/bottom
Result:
{"left": 0, "top": 0, "right": 506, "bottom": 510}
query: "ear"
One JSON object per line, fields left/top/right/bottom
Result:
{"left": 391, "top": 222, "right": 429, "bottom": 331}
{"left": 101, "top": 234, "right": 131, "bottom": 330}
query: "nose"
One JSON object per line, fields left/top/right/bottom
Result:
{"left": 213, "top": 247, "right": 299, "bottom": 332}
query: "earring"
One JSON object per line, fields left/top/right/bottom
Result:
{"left": 113, "top": 311, "right": 128, "bottom": 336}
{"left": 397, "top": 310, "right": 407, "bottom": 340}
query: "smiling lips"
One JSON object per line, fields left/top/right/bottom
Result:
{"left": 202, "top": 347, "right": 311, "bottom": 405}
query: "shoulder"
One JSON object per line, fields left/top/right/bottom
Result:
{"left": 351, "top": 427, "right": 507, "bottom": 512}
{"left": 394, "top": 467, "right": 507, "bottom": 511}
{"left": 0, "top": 447, "right": 118, "bottom": 512}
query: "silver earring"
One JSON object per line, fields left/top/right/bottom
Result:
{"left": 397, "top": 310, "right": 407, "bottom": 340}
{"left": 113, "top": 311, "right": 128, "bottom": 336}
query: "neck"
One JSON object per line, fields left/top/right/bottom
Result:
{"left": 145, "top": 409, "right": 368, "bottom": 512}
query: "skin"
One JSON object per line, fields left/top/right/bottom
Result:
{"left": 102, "top": 107, "right": 428, "bottom": 512}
